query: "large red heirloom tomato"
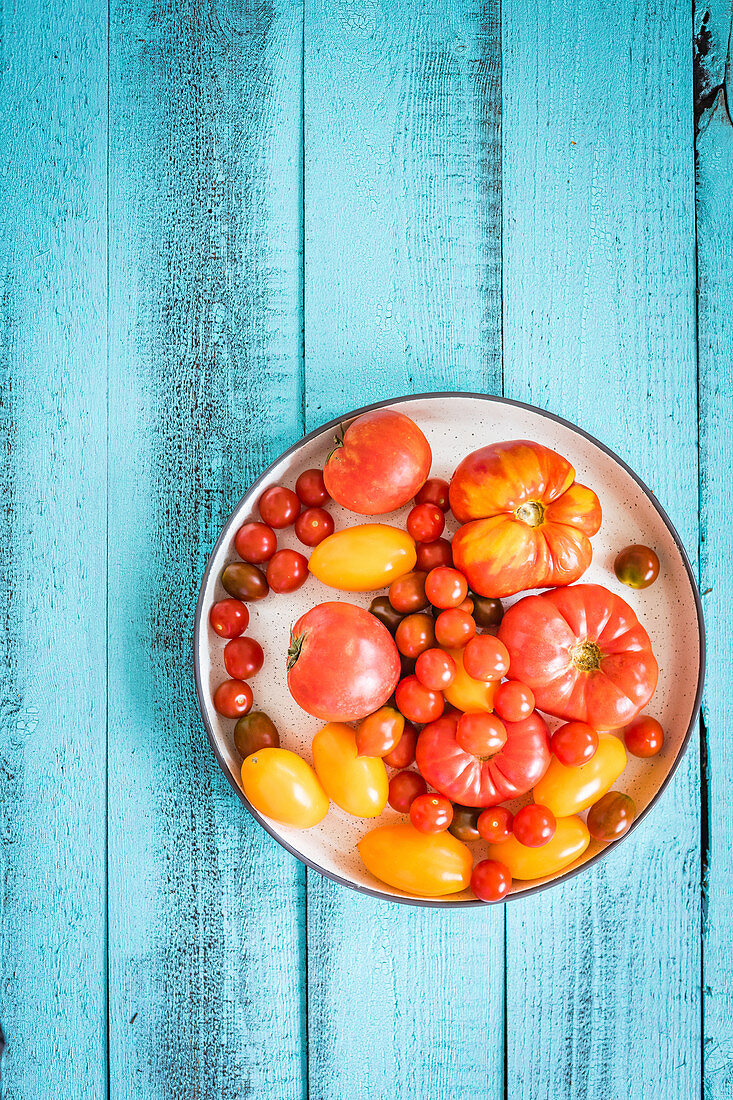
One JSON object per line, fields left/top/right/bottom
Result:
{"left": 416, "top": 711, "right": 551, "bottom": 808}
{"left": 323, "top": 409, "right": 432, "bottom": 515}
{"left": 287, "top": 602, "right": 401, "bottom": 722}
{"left": 449, "top": 440, "right": 602, "bottom": 598}
{"left": 498, "top": 583, "right": 658, "bottom": 729}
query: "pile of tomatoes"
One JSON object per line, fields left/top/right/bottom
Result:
{"left": 207, "top": 408, "right": 665, "bottom": 903}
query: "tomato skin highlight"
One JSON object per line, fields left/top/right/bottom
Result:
{"left": 312, "top": 723, "right": 389, "bottom": 818}
{"left": 309, "top": 524, "right": 417, "bottom": 592}
{"left": 485, "top": 815, "right": 590, "bottom": 880}
{"left": 533, "top": 733, "right": 627, "bottom": 817}
{"left": 241, "top": 747, "right": 329, "bottom": 828}
{"left": 358, "top": 822, "right": 473, "bottom": 896}
{"left": 209, "top": 598, "right": 249, "bottom": 638}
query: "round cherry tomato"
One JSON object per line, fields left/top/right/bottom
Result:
{"left": 415, "top": 538, "right": 453, "bottom": 571}
{"left": 395, "top": 675, "right": 444, "bottom": 724}
{"left": 266, "top": 549, "right": 308, "bottom": 593}
{"left": 356, "top": 706, "right": 405, "bottom": 757}
{"left": 614, "top": 544, "right": 660, "bottom": 589}
{"left": 369, "top": 595, "right": 404, "bottom": 635}
{"left": 213, "top": 679, "right": 253, "bottom": 719}
{"left": 388, "top": 769, "right": 427, "bottom": 813}
{"left": 224, "top": 636, "right": 264, "bottom": 679}
{"left": 456, "top": 712, "right": 507, "bottom": 756}
{"left": 587, "top": 790, "right": 636, "bottom": 841}
{"left": 551, "top": 721, "right": 599, "bottom": 766}
{"left": 294, "top": 507, "right": 334, "bottom": 546}
{"left": 449, "top": 805, "right": 482, "bottom": 841}
{"left": 240, "top": 748, "right": 328, "bottom": 828}
{"left": 513, "top": 804, "right": 556, "bottom": 847}
{"left": 209, "top": 598, "right": 249, "bottom": 638}
{"left": 471, "top": 859, "right": 512, "bottom": 902}
{"left": 395, "top": 613, "right": 436, "bottom": 658}
{"left": 493, "top": 680, "right": 535, "bottom": 723}
{"left": 410, "top": 793, "right": 453, "bottom": 834}
{"left": 471, "top": 595, "right": 504, "bottom": 629}
{"left": 435, "top": 608, "right": 476, "bottom": 649}
{"left": 463, "top": 635, "right": 510, "bottom": 681}
{"left": 624, "top": 715, "right": 664, "bottom": 758}
{"left": 415, "top": 477, "right": 450, "bottom": 512}
{"left": 234, "top": 522, "right": 277, "bottom": 563}
{"left": 477, "top": 806, "right": 513, "bottom": 843}
{"left": 389, "top": 571, "right": 429, "bottom": 613}
{"left": 407, "top": 503, "right": 445, "bottom": 543}
{"left": 425, "top": 567, "right": 468, "bottom": 610}
{"left": 221, "top": 562, "right": 268, "bottom": 601}
{"left": 234, "top": 711, "right": 279, "bottom": 756}
{"left": 383, "top": 722, "right": 418, "bottom": 768}
{"left": 295, "top": 468, "right": 330, "bottom": 506}
{"left": 415, "top": 648, "right": 456, "bottom": 690}
{"left": 258, "top": 485, "right": 300, "bottom": 528}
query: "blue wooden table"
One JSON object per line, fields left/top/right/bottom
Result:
{"left": 1, "top": 1, "right": 731, "bottom": 1096}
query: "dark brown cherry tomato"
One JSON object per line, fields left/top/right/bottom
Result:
{"left": 614, "top": 544, "right": 660, "bottom": 589}
{"left": 395, "top": 675, "right": 444, "bottom": 724}
{"left": 415, "top": 648, "right": 456, "bottom": 690}
{"left": 234, "top": 522, "right": 277, "bottom": 564}
{"left": 209, "top": 598, "right": 249, "bottom": 638}
{"left": 395, "top": 613, "right": 436, "bottom": 658}
{"left": 407, "top": 503, "right": 445, "bottom": 543}
{"left": 449, "top": 805, "right": 482, "bottom": 841}
{"left": 471, "top": 859, "right": 512, "bottom": 902}
{"left": 222, "top": 562, "right": 269, "bottom": 601}
{"left": 471, "top": 595, "right": 504, "bottom": 629}
{"left": 456, "top": 712, "right": 507, "bottom": 756}
{"left": 213, "top": 679, "right": 253, "bottom": 719}
{"left": 294, "top": 507, "right": 334, "bottom": 546}
{"left": 233, "top": 711, "right": 279, "bottom": 756}
{"left": 513, "top": 804, "right": 556, "bottom": 848}
{"left": 388, "top": 769, "right": 428, "bottom": 813}
{"left": 388, "top": 571, "right": 429, "bottom": 613}
{"left": 258, "top": 485, "right": 300, "bottom": 528}
{"left": 266, "top": 549, "right": 308, "bottom": 593}
{"left": 410, "top": 793, "right": 453, "bottom": 834}
{"left": 425, "top": 567, "right": 468, "bottom": 610}
{"left": 551, "top": 721, "right": 599, "bottom": 766}
{"left": 369, "top": 595, "right": 404, "bottom": 635}
{"left": 415, "top": 538, "right": 453, "bottom": 571}
{"left": 477, "top": 806, "right": 514, "bottom": 843}
{"left": 434, "top": 608, "right": 476, "bottom": 649}
{"left": 587, "top": 791, "right": 636, "bottom": 841}
{"left": 356, "top": 706, "right": 405, "bottom": 757}
{"left": 463, "top": 635, "right": 510, "bottom": 681}
{"left": 493, "top": 680, "right": 535, "bottom": 723}
{"left": 415, "top": 477, "right": 450, "bottom": 512}
{"left": 383, "top": 722, "right": 418, "bottom": 768}
{"left": 624, "top": 715, "right": 664, "bottom": 758}
{"left": 295, "top": 468, "right": 330, "bottom": 506}
{"left": 224, "top": 636, "right": 264, "bottom": 679}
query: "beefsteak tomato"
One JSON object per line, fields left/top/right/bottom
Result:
{"left": 498, "top": 583, "right": 658, "bottom": 729}
{"left": 449, "top": 440, "right": 602, "bottom": 597}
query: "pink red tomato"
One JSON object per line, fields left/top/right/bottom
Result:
{"left": 213, "top": 679, "right": 253, "bottom": 719}
{"left": 388, "top": 769, "right": 427, "bottom": 813}
{"left": 624, "top": 715, "right": 664, "bottom": 758}
{"left": 407, "top": 503, "right": 445, "bottom": 543}
{"left": 478, "top": 806, "right": 513, "bottom": 843}
{"left": 221, "top": 562, "right": 269, "bottom": 601}
{"left": 266, "top": 549, "right": 309, "bottom": 593}
{"left": 425, "top": 567, "right": 468, "bottom": 609}
{"left": 415, "top": 648, "right": 456, "bottom": 691}
{"left": 463, "top": 635, "right": 510, "bottom": 681}
{"left": 389, "top": 571, "right": 429, "bottom": 613}
{"left": 456, "top": 712, "right": 507, "bottom": 756}
{"left": 415, "top": 477, "right": 450, "bottom": 512}
{"left": 294, "top": 507, "right": 334, "bottom": 546}
{"left": 383, "top": 722, "right": 418, "bottom": 768}
{"left": 493, "top": 680, "right": 535, "bottom": 723}
{"left": 471, "top": 859, "right": 512, "bottom": 902}
{"left": 415, "top": 538, "right": 453, "bottom": 571}
{"left": 435, "top": 608, "right": 476, "bottom": 649}
{"left": 234, "top": 522, "right": 277, "bottom": 563}
{"left": 209, "top": 598, "right": 249, "bottom": 638}
{"left": 410, "top": 794, "right": 453, "bottom": 834}
{"left": 224, "top": 636, "right": 264, "bottom": 679}
{"left": 258, "top": 486, "right": 300, "bottom": 528}
{"left": 550, "top": 721, "right": 599, "bottom": 766}
{"left": 513, "top": 804, "right": 556, "bottom": 847}
{"left": 395, "top": 675, "right": 444, "bottom": 724}
{"left": 295, "top": 468, "right": 330, "bottom": 507}
{"left": 395, "top": 613, "right": 436, "bottom": 658}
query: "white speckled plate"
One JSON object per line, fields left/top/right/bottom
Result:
{"left": 194, "top": 394, "right": 705, "bottom": 906}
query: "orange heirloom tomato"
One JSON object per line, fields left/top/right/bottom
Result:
{"left": 308, "top": 524, "right": 416, "bottom": 592}
{"left": 312, "top": 723, "right": 388, "bottom": 818}
{"left": 240, "top": 748, "right": 329, "bottom": 829}
{"left": 449, "top": 440, "right": 602, "bottom": 598}
{"left": 442, "top": 647, "right": 498, "bottom": 713}
{"left": 533, "top": 733, "right": 627, "bottom": 817}
{"left": 485, "top": 815, "right": 590, "bottom": 880}
{"left": 358, "top": 822, "right": 473, "bottom": 896}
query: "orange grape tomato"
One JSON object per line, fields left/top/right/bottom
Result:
{"left": 312, "top": 723, "right": 388, "bottom": 818}
{"left": 434, "top": 608, "right": 476, "bottom": 649}
{"left": 485, "top": 815, "right": 590, "bottom": 880}
{"left": 533, "top": 733, "right": 627, "bottom": 817}
{"left": 355, "top": 706, "right": 405, "bottom": 758}
{"left": 240, "top": 748, "right": 328, "bottom": 829}
{"left": 358, "top": 822, "right": 473, "bottom": 896}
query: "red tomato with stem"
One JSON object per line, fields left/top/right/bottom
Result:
{"left": 209, "top": 598, "right": 249, "bottom": 638}
{"left": 407, "top": 504, "right": 445, "bottom": 543}
{"left": 235, "top": 522, "right": 277, "bottom": 563}
{"left": 493, "top": 680, "right": 535, "bottom": 723}
{"left": 388, "top": 571, "right": 429, "bottom": 613}
{"left": 395, "top": 676, "right": 444, "bottom": 724}
{"left": 456, "top": 713, "right": 507, "bottom": 756}
{"left": 415, "top": 648, "right": 456, "bottom": 690}
{"left": 550, "top": 721, "right": 599, "bottom": 766}
{"left": 213, "top": 679, "right": 253, "bottom": 719}
{"left": 294, "top": 507, "right": 334, "bottom": 546}
{"left": 383, "top": 723, "right": 418, "bottom": 768}
{"left": 295, "top": 468, "right": 330, "bottom": 506}
{"left": 415, "top": 538, "right": 453, "bottom": 571}
{"left": 388, "top": 769, "right": 428, "bottom": 813}
{"left": 463, "top": 635, "right": 510, "bottom": 681}
{"left": 410, "top": 794, "right": 453, "bottom": 834}
{"left": 258, "top": 486, "right": 300, "bottom": 528}
{"left": 478, "top": 806, "right": 513, "bottom": 843}
{"left": 624, "top": 715, "right": 664, "bottom": 758}
{"left": 435, "top": 608, "right": 476, "bottom": 649}
{"left": 266, "top": 549, "right": 309, "bottom": 593}
{"left": 395, "top": 613, "right": 436, "bottom": 658}
{"left": 425, "top": 567, "right": 468, "bottom": 610}
{"left": 224, "top": 636, "right": 264, "bottom": 679}
{"left": 471, "top": 859, "right": 512, "bottom": 902}
{"left": 415, "top": 477, "right": 450, "bottom": 512}
{"left": 513, "top": 804, "right": 556, "bottom": 847}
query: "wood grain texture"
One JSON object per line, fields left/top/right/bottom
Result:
{"left": 304, "top": 3, "right": 504, "bottom": 1097}
{"left": 502, "top": 0, "right": 700, "bottom": 1096}
{"left": 107, "top": 1, "right": 306, "bottom": 1096}
{"left": 0, "top": 2, "right": 108, "bottom": 1097}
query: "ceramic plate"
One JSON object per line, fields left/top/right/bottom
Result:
{"left": 194, "top": 393, "right": 705, "bottom": 906}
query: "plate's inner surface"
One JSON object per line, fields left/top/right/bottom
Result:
{"left": 196, "top": 396, "right": 701, "bottom": 904}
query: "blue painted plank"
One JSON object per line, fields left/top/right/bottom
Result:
{"left": 502, "top": 0, "right": 700, "bottom": 1095}
{"left": 0, "top": 1, "right": 108, "bottom": 1096}
{"left": 107, "top": 2, "right": 306, "bottom": 1096}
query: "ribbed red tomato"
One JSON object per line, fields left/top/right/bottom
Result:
{"left": 498, "top": 583, "right": 658, "bottom": 729}
{"left": 415, "top": 710, "right": 551, "bottom": 808}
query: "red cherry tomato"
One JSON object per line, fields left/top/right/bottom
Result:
{"left": 493, "top": 680, "right": 535, "bottom": 723}
{"left": 213, "top": 679, "right": 253, "bottom": 719}
{"left": 383, "top": 722, "right": 418, "bottom": 768}
{"left": 395, "top": 613, "right": 436, "bottom": 658}
{"left": 295, "top": 468, "right": 330, "bottom": 507}
{"left": 415, "top": 538, "right": 453, "bottom": 571}
{"left": 624, "top": 715, "right": 664, "bottom": 758}
{"left": 221, "top": 562, "right": 269, "bottom": 601}
{"left": 415, "top": 477, "right": 450, "bottom": 512}
{"left": 477, "top": 806, "right": 513, "bottom": 843}
{"left": 471, "top": 859, "right": 512, "bottom": 902}
{"left": 425, "top": 567, "right": 469, "bottom": 610}
{"left": 209, "top": 598, "right": 249, "bottom": 638}
{"left": 415, "top": 648, "right": 456, "bottom": 690}
{"left": 234, "top": 522, "right": 277, "bottom": 563}
{"left": 294, "top": 507, "right": 334, "bottom": 547}
{"left": 463, "top": 635, "right": 510, "bottom": 681}
{"left": 266, "top": 549, "right": 309, "bottom": 593}
{"left": 388, "top": 571, "right": 429, "bottom": 613}
{"left": 395, "top": 675, "right": 444, "bottom": 724}
{"left": 388, "top": 769, "right": 428, "bottom": 813}
{"left": 434, "top": 608, "right": 476, "bottom": 649}
{"left": 550, "top": 721, "right": 599, "bottom": 766}
{"left": 224, "top": 636, "right": 264, "bottom": 679}
{"left": 258, "top": 486, "right": 300, "bottom": 528}
{"left": 410, "top": 793, "right": 453, "bottom": 834}
{"left": 456, "top": 712, "right": 506, "bottom": 756}
{"left": 513, "top": 804, "right": 556, "bottom": 847}
{"left": 407, "top": 503, "right": 445, "bottom": 543}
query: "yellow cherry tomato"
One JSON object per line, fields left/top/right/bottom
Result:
{"left": 443, "top": 647, "right": 498, "bottom": 713}
{"left": 358, "top": 822, "right": 473, "bottom": 896}
{"left": 533, "top": 733, "right": 627, "bottom": 817}
{"left": 240, "top": 748, "right": 329, "bottom": 828}
{"left": 308, "top": 524, "right": 416, "bottom": 592}
{"left": 312, "top": 722, "right": 389, "bottom": 817}
{"left": 486, "top": 815, "right": 590, "bottom": 880}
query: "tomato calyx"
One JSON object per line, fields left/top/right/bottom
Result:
{"left": 514, "top": 500, "right": 545, "bottom": 527}
{"left": 570, "top": 640, "right": 602, "bottom": 672}
{"left": 325, "top": 426, "right": 346, "bottom": 462}
{"left": 287, "top": 628, "right": 306, "bottom": 671}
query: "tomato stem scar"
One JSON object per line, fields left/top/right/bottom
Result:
{"left": 514, "top": 501, "right": 545, "bottom": 527}
{"left": 571, "top": 640, "right": 602, "bottom": 672}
